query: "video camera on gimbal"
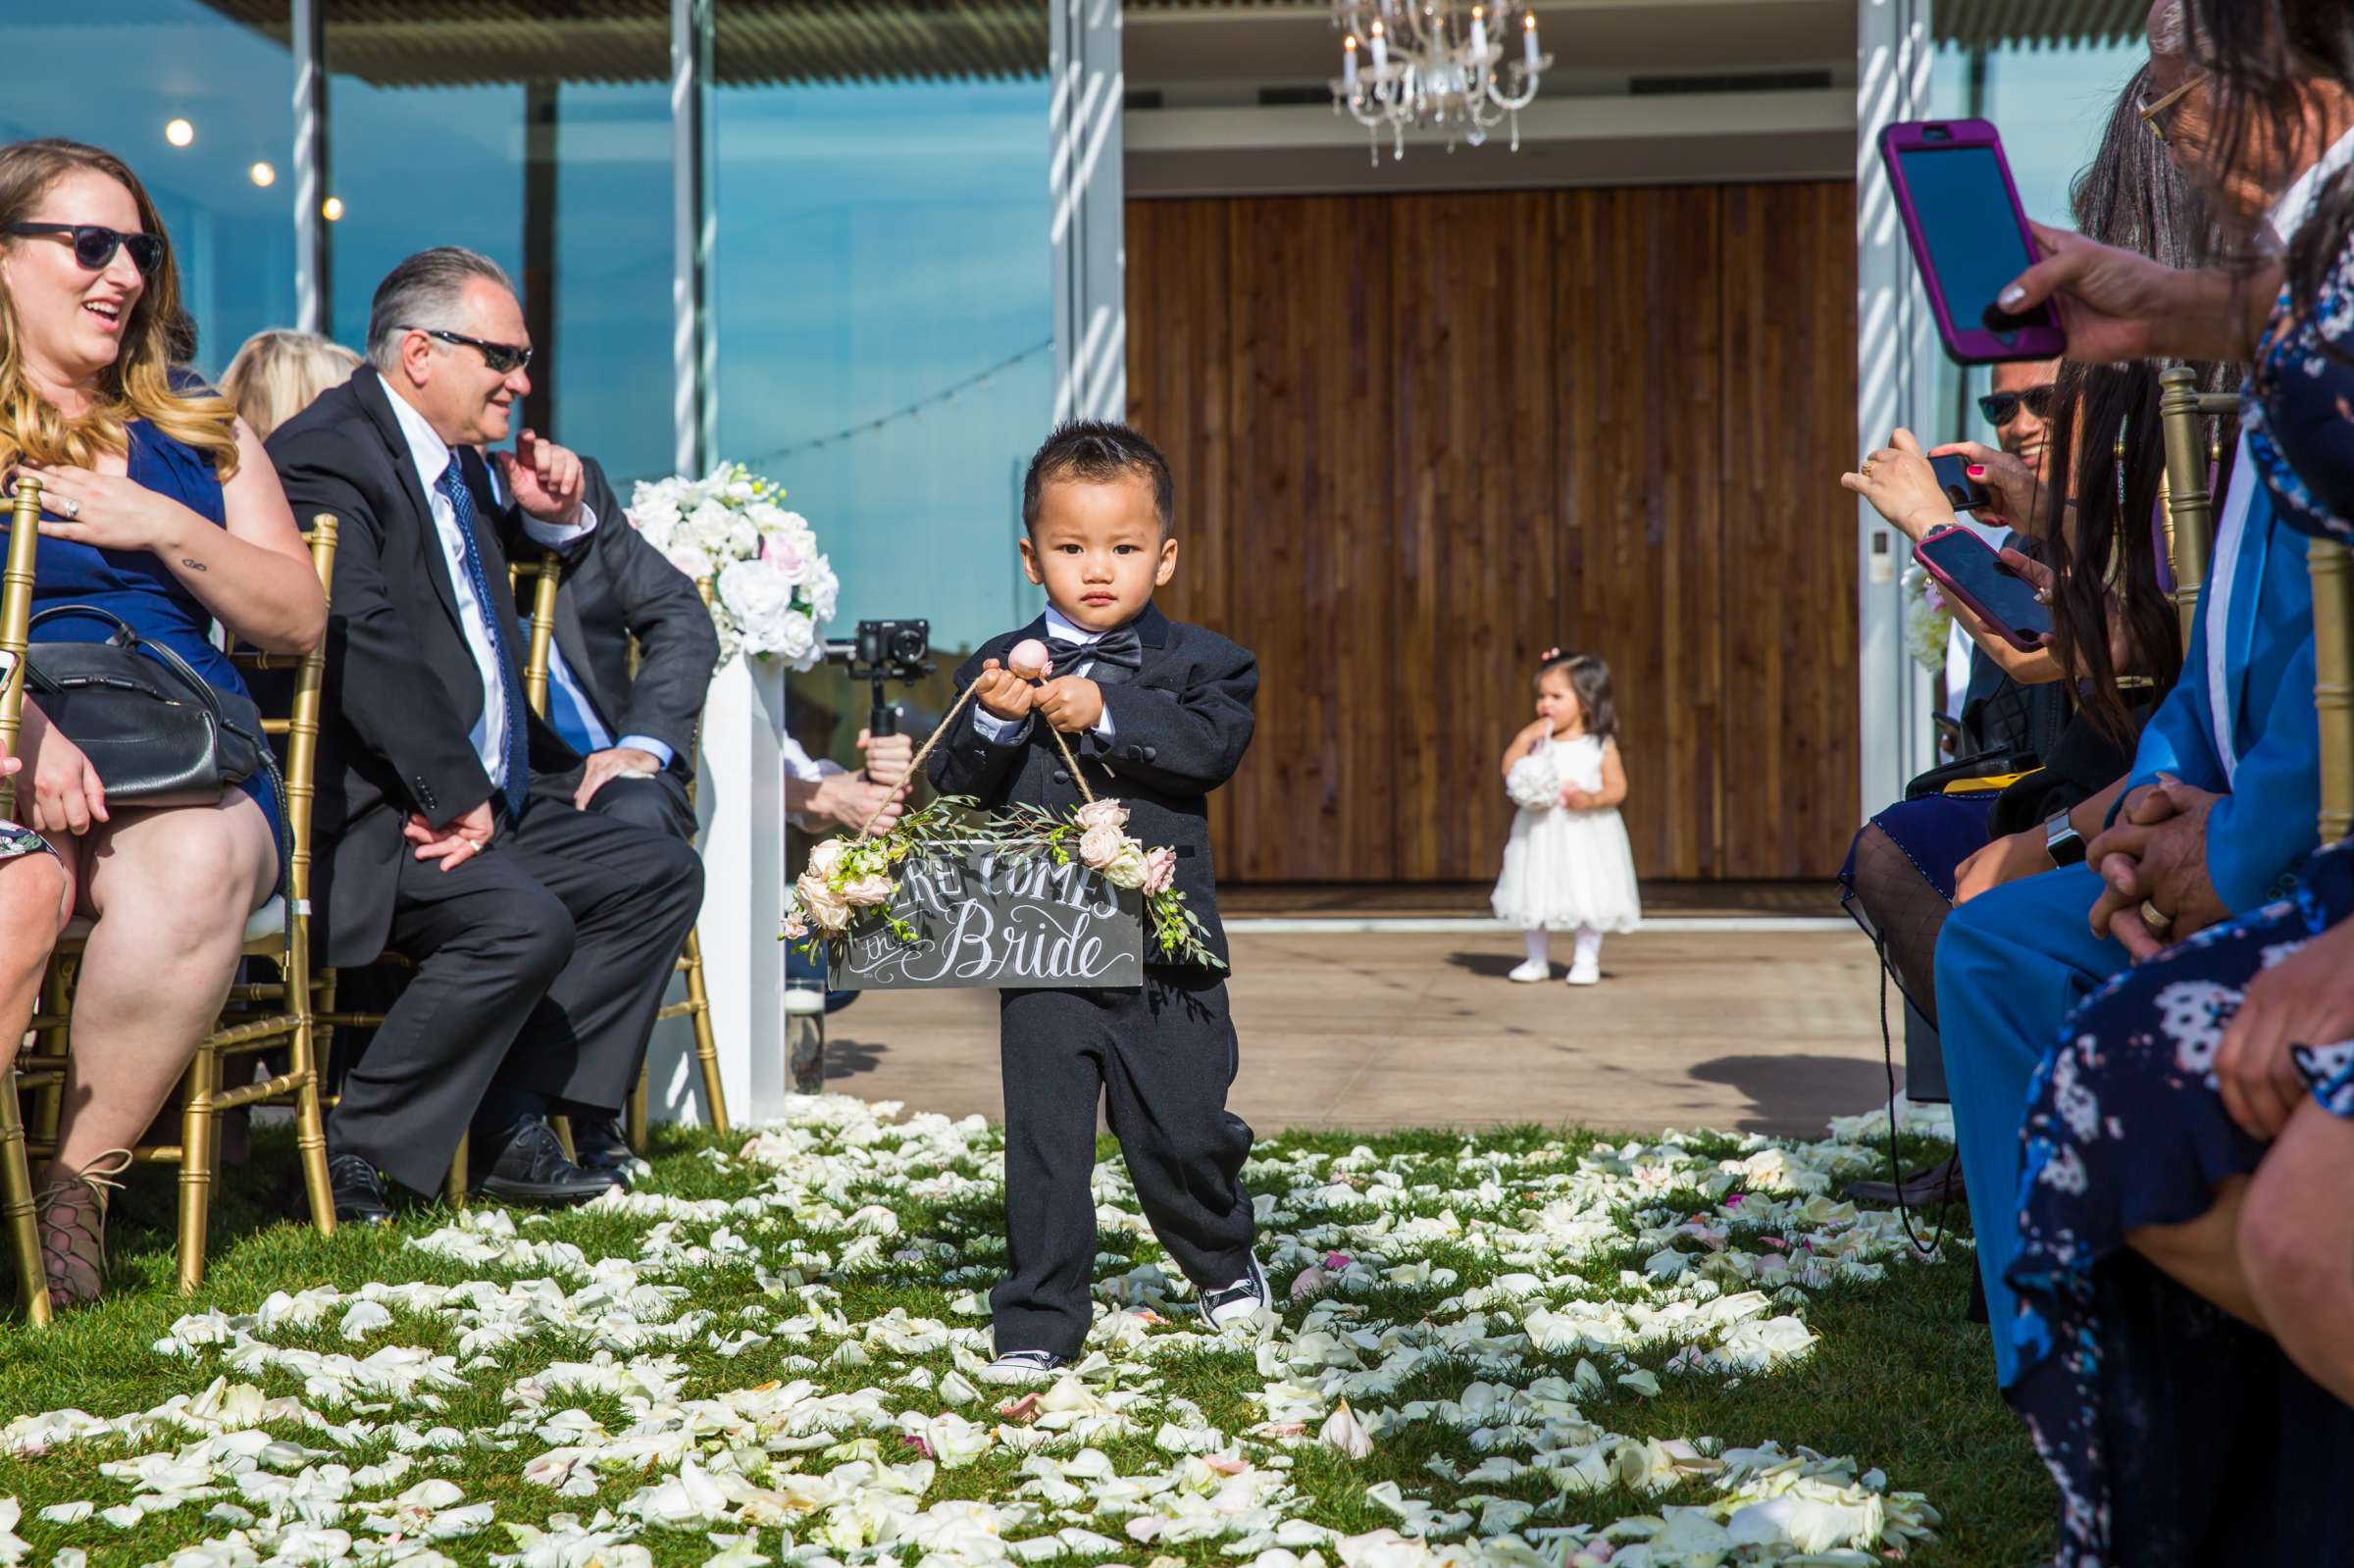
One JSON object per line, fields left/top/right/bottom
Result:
{"left": 821, "top": 618, "right": 934, "bottom": 741}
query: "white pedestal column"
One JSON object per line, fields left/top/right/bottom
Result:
{"left": 640, "top": 653, "right": 787, "bottom": 1126}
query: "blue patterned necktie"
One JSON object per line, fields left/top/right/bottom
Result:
{"left": 436, "top": 454, "right": 529, "bottom": 815}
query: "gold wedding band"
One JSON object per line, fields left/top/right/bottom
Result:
{"left": 2139, "top": 899, "right": 2175, "bottom": 936}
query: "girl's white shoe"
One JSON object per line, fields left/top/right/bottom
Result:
{"left": 1565, "top": 959, "right": 1602, "bottom": 986}
{"left": 1508, "top": 959, "right": 1551, "bottom": 984}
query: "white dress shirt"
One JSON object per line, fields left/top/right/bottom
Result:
{"left": 973, "top": 605, "right": 1121, "bottom": 745}
{"left": 2203, "top": 123, "right": 2354, "bottom": 784}
{"left": 480, "top": 456, "right": 672, "bottom": 769}
{"left": 382, "top": 387, "right": 595, "bottom": 796}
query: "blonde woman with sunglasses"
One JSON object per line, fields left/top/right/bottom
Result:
{"left": 0, "top": 138, "right": 325, "bottom": 1308}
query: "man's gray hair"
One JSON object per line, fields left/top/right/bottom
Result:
{"left": 366, "top": 246, "right": 516, "bottom": 373}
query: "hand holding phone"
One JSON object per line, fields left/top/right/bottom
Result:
{"left": 1843, "top": 429, "right": 1961, "bottom": 543}
{"left": 1878, "top": 120, "right": 2067, "bottom": 364}
{"left": 1916, "top": 525, "right": 2053, "bottom": 653}
{"left": 1928, "top": 453, "right": 1993, "bottom": 514}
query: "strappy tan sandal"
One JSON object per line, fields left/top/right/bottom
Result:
{"left": 35, "top": 1148, "right": 132, "bottom": 1310}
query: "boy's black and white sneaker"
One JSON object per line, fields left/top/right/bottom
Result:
{"left": 978, "top": 1349, "right": 1067, "bottom": 1385}
{"left": 1202, "top": 1252, "right": 1273, "bottom": 1332}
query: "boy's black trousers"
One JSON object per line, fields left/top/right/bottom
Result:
{"left": 990, "top": 972, "right": 1257, "bottom": 1359}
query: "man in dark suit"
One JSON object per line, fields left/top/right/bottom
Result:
{"left": 268, "top": 246, "right": 703, "bottom": 1221}
{"left": 488, "top": 453, "right": 718, "bottom": 841}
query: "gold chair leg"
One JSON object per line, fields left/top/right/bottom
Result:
{"left": 626, "top": 1067, "right": 648, "bottom": 1150}
{"left": 176, "top": 1048, "right": 221, "bottom": 1293}
{"left": 289, "top": 1020, "right": 334, "bottom": 1239}
{"left": 682, "top": 925, "right": 730, "bottom": 1136}
{"left": 31, "top": 960, "right": 69, "bottom": 1143}
{"left": 447, "top": 1131, "right": 468, "bottom": 1210}
{"left": 0, "top": 1070, "right": 50, "bottom": 1327}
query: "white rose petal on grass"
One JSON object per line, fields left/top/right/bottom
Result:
{"left": 1317, "top": 1400, "right": 1375, "bottom": 1460}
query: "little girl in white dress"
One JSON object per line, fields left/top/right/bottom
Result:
{"left": 1491, "top": 649, "right": 1642, "bottom": 985}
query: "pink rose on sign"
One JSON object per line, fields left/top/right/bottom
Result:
{"left": 1077, "top": 824, "right": 1124, "bottom": 870}
{"left": 840, "top": 875, "right": 896, "bottom": 909}
{"left": 1073, "top": 798, "right": 1131, "bottom": 834}
{"left": 806, "top": 838, "right": 848, "bottom": 879}
{"left": 1142, "top": 845, "right": 1177, "bottom": 895}
{"left": 782, "top": 909, "right": 810, "bottom": 940}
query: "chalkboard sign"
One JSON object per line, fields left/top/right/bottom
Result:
{"left": 833, "top": 842, "right": 1146, "bottom": 990}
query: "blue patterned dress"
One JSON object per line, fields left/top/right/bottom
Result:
{"left": 2005, "top": 218, "right": 2354, "bottom": 1566}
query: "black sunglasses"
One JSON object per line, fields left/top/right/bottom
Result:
{"left": 1978, "top": 385, "right": 2056, "bottom": 427}
{"left": 7, "top": 222, "right": 165, "bottom": 277}
{"left": 414, "top": 327, "right": 533, "bottom": 376}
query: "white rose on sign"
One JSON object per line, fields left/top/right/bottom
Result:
{"left": 625, "top": 461, "right": 835, "bottom": 671}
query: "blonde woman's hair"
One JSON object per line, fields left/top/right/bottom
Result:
{"left": 221, "top": 329, "right": 360, "bottom": 439}
{"left": 0, "top": 138, "right": 240, "bottom": 477}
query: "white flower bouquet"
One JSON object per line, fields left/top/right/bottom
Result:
{"left": 624, "top": 461, "right": 839, "bottom": 668}
{"left": 1902, "top": 560, "right": 1952, "bottom": 674}
{"left": 784, "top": 795, "right": 1221, "bottom": 970}
{"left": 1506, "top": 750, "right": 1562, "bottom": 811}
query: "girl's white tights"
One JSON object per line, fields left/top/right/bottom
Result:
{"left": 1523, "top": 929, "right": 1606, "bottom": 970}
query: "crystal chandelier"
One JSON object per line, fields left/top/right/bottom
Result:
{"left": 1328, "top": 1, "right": 1553, "bottom": 163}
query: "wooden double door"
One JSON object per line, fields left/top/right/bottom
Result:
{"left": 1128, "top": 182, "right": 1862, "bottom": 884}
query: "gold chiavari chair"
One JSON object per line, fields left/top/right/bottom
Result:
{"left": 0, "top": 478, "right": 52, "bottom": 1323}
{"left": 2313, "top": 531, "right": 2354, "bottom": 846}
{"left": 512, "top": 569, "right": 729, "bottom": 1145}
{"left": 2158, "top": 366, "right": 2242, "bottom": 647}
{"left": 17, "top": 513, "right": 342, "bottom": 1296}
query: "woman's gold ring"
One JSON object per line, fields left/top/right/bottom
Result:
{"left": 2139, "top": 899, "right": 2175, "bottom": 936}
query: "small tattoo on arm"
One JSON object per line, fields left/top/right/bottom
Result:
{"left": 179, "top": 558, "right": 208, "bottom": 572}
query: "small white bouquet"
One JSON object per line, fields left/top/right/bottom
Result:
{"left": 1506, "top": 751, "right": 1562, "bottom": 812}
{"left": 1902, "top": 560, "right": 1952, "bottom": 674}
{"left": 624, "top": 462, "right": 839, "bottom": 669}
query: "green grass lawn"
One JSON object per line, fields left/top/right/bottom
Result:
{"left": 0, "top": 1105, "right": 2053, "bottom": 1568}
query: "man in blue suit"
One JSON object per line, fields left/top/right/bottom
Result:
{"left": 1935, "top": 464, "right": 2318, "bottom": 1388}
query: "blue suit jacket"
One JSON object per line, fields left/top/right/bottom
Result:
{"left": 2120, "top": 481, "right": 2320, "bottom": 913}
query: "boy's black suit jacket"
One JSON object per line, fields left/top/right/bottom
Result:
{"left": 927, "top": 603, "right": 1256, "bottom": 972}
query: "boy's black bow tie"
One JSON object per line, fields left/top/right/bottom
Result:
{"left": 1069, "top": 625, "right": 1144, "bottom": 683}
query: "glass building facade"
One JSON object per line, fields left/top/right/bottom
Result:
{"left": 15, "top": 1, "right": 1056, "bottom": 752}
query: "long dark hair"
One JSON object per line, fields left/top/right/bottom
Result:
{"left": 2036, "top": 65, "right": 2223, "bottom": 745}
{"left": 1537, "top": 649, "right": 1618, "bottom": 746}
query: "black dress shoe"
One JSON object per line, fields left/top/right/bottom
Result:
{"left": 471, "top": 1118, "right": 624, "bottom": 1208}
{"left": 567, "top": 1116, "right": 640, "bottom": 1188}
{"left": 328, "top": 1152, "right": 395, "bottom": 1225}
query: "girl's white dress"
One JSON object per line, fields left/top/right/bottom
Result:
{"left": 1491, "top": 731, "right": 1643, "bottom": 934}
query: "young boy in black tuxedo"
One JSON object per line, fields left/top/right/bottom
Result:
{"left": 930, "top": 421, "right": 1269, "bottom": 1381}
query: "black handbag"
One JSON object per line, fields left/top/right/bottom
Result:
{"left": 24, "top": 604, "right": 264, "bottom": 807}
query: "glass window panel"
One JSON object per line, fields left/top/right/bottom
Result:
{"left": 0, "top": 2, "right": 296, "bottom": 383}
{"left": 713, "top": 72, "right": 1053, "bottom": 678}
{"left": 324, "top": 2, "right": 672, "bottom": 481}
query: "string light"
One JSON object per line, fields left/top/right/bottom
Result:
{"left": 248, "top": 162, "right": 277, "bottom": 187}
{"left": 748, "top": 339, "right": 1050, "bottom": 467}
{"left": 164, "top": 119, "right": 194, "bottom": 148}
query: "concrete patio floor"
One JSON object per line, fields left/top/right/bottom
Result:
{"left": 815, "top": 922, "right": 1904, "bottom": 1139}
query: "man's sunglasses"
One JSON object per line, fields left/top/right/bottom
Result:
{"left": 414, "top": 327, "right": 533, "bottom": 376}
{"left": 2137, "top": 72, "right": 2208, "bottom": 148}
{"left": 7, "top": 223, "right": 165, "bottom": 277}
{"left": 1979, "top": 386, "right": 2056, "bottom": 427}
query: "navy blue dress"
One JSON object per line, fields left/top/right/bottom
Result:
{"left": 2005, "top": 227, "right": 2354, "bottom": 1566}
{"left": 20, "top": 421, "right": 284, "bottom": 856}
